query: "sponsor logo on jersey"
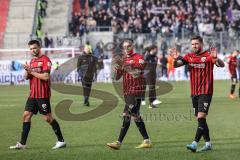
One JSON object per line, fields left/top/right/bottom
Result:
{"left": 139, "top": 59, "right": 144, "bottom": 64}
{"left": 38, "top": 62, "right": 43, "bottom": 67}
{"left": 32, "top": 67, "right": 41, "bottom": 73}
{"left": 189, "top": 63, "right": 206, "bottom": 68}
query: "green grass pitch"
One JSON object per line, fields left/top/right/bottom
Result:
{"left": 0, "top": 80, "right": 239, "bottom": 160}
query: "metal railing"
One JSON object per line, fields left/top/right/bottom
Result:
{"left": 1, "top": 30, "right": 240, "bottom": 55}
{"left": 112, "top": 31, "right": 240, "bottom": 54}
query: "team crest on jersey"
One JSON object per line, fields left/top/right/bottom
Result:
{"left": 189, "top": 63, "right": 205, "bottom": 68}
{"left": 201, "top": 57, "right": 207, "bottom": 62}
{"left": 128, "top": 104, "right": 134, "bottom": 109}
{"left": 139, "top": 59, "right": 144, "bottom": 64}
{"left": 38, "top": 62, "right": 43, "bottom": 67}
{"left": 47, "top": 62, "right": 51, "bottom": 67}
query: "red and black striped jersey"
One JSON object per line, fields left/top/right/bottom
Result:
{"left": 29, "top": 55, "right": 51, "bottom": 98}
{"left": 183, "top": 51, "right": 215, "bottom": 96}
{"left": 115, "top": 53, "right": 145, "bottom": 96}
{"left": 227, "top": 55, "right": 237, "bottom": 75}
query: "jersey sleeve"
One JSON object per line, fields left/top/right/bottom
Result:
{"left": 227, "top": 57, "right": 231, "bottom": 64}
{"left": 42, "top": 57, "right": 52, "bottom": 73}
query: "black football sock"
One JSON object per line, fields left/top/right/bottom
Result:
{"left": 202, "top": 119, "right": 210, "bottom": 142}
{"left": 194, "top": 118, "right": 206, "bottom": 143}
{"left": 84, "top": 96, "right": 89, "bottom": 103}
{"left": 50, "top": 120, "right": 64, "bottom": 142}
{"left": 135, "top": 116, "right": 149, "bottom": 140}
{"left": 118, "top": 116, "right": 131, "bottom": 143}
{"left": 231, "top": 84, "right": 236, "bottom": 94}
{"left": 20, "top": 122, "right": 31, "bottom": 145}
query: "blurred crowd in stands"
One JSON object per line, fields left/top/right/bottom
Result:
{"left": 34, "top": 0, "right": 55, "bottom": 50}
{"left": 69, "top": 0, "right": 240, "bottom": 38}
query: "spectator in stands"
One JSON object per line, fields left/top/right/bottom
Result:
{"left": 228, "top": 22, "right": 238, "bottom": 48}
{"left": 69, "top": 0, "right": 240, "bottom": 57}
{"left": 79, "top": 21, "right": 86, "bottom": 37}
{"left": 49, "top": 38, "right": 54, "bottom": 53}
{"left": 40, "top": 0, "right": 48, "bottom": 17}
{"left": 139, "top": 1, "right": 234, "bottom": 33}
{"left": 79, "top": 0, "right": 86, "bottom": 10}
{"left": 36, "top": 26, "right": 43, "bottom": 45}
{"left": 160, "top": 40, "right": 168, "bottom": 56}
{"left": 44, "top": 33, "right": 50, "bottom": 54}
{"left": 37, "top": 13, "right": 43, "bottom": 29}
{"left": 215, "top": 19, "right": 224, "bottom": 32}
{"left": 87, "top": 16, "right": 97, "bottom": 31}
{"left": 71, "top": 12, "right": 81, "bottom": 36}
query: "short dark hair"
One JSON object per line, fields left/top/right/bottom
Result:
{"left": 191, "top": 35, "right": 203, "bottom": 43}
{"left": 149, "top": 45, "right": 157, "bottom": 50}
{"left": 28, "top": 40, "right": 41, "bottom": 47}
{"left": 120, "top": 38, "right": 134, "bottom": 49}
{"left": 122, "top": 38, "right": 133, "bottom": 45}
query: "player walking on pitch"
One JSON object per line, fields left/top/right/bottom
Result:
{"left": 10, "top": 40, "right": 66, "bottom": 150}
{"left": 107, "top": 39, "right": 152, "bottom": 149}
{"left": 227, "top": 50, "right": 239, "bottom": 99}
{"left": 170, "top": 35, "right": 225, "bottom": 152}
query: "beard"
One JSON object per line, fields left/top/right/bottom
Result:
{"left": 32, "top": 51, "right": 39, "bottom": 57}
{"left": 193, "top": 48, "right": 201, "bottom": 54}
{"left": 124, "top": 49, "right": 134, "bottom": 56}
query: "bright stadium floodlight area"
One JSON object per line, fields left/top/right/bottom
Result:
{"left": 1, "top": 0, "right": 240, "bottom": 160}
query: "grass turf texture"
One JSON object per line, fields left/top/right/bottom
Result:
{"left": 0, "top": 80, "right": 239, "bottom": 160}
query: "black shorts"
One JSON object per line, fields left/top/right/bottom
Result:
{"left": 123, "top": 95, "right": 142, "bottom": 116}
{"left": 191, "top": 94, "right": 212, "bottom": 116}
{"left": 25, "top": 98, "right": 51, "bottom": 115}
{"left": 231, "top": 75, "right": 238, "bottom": 84}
